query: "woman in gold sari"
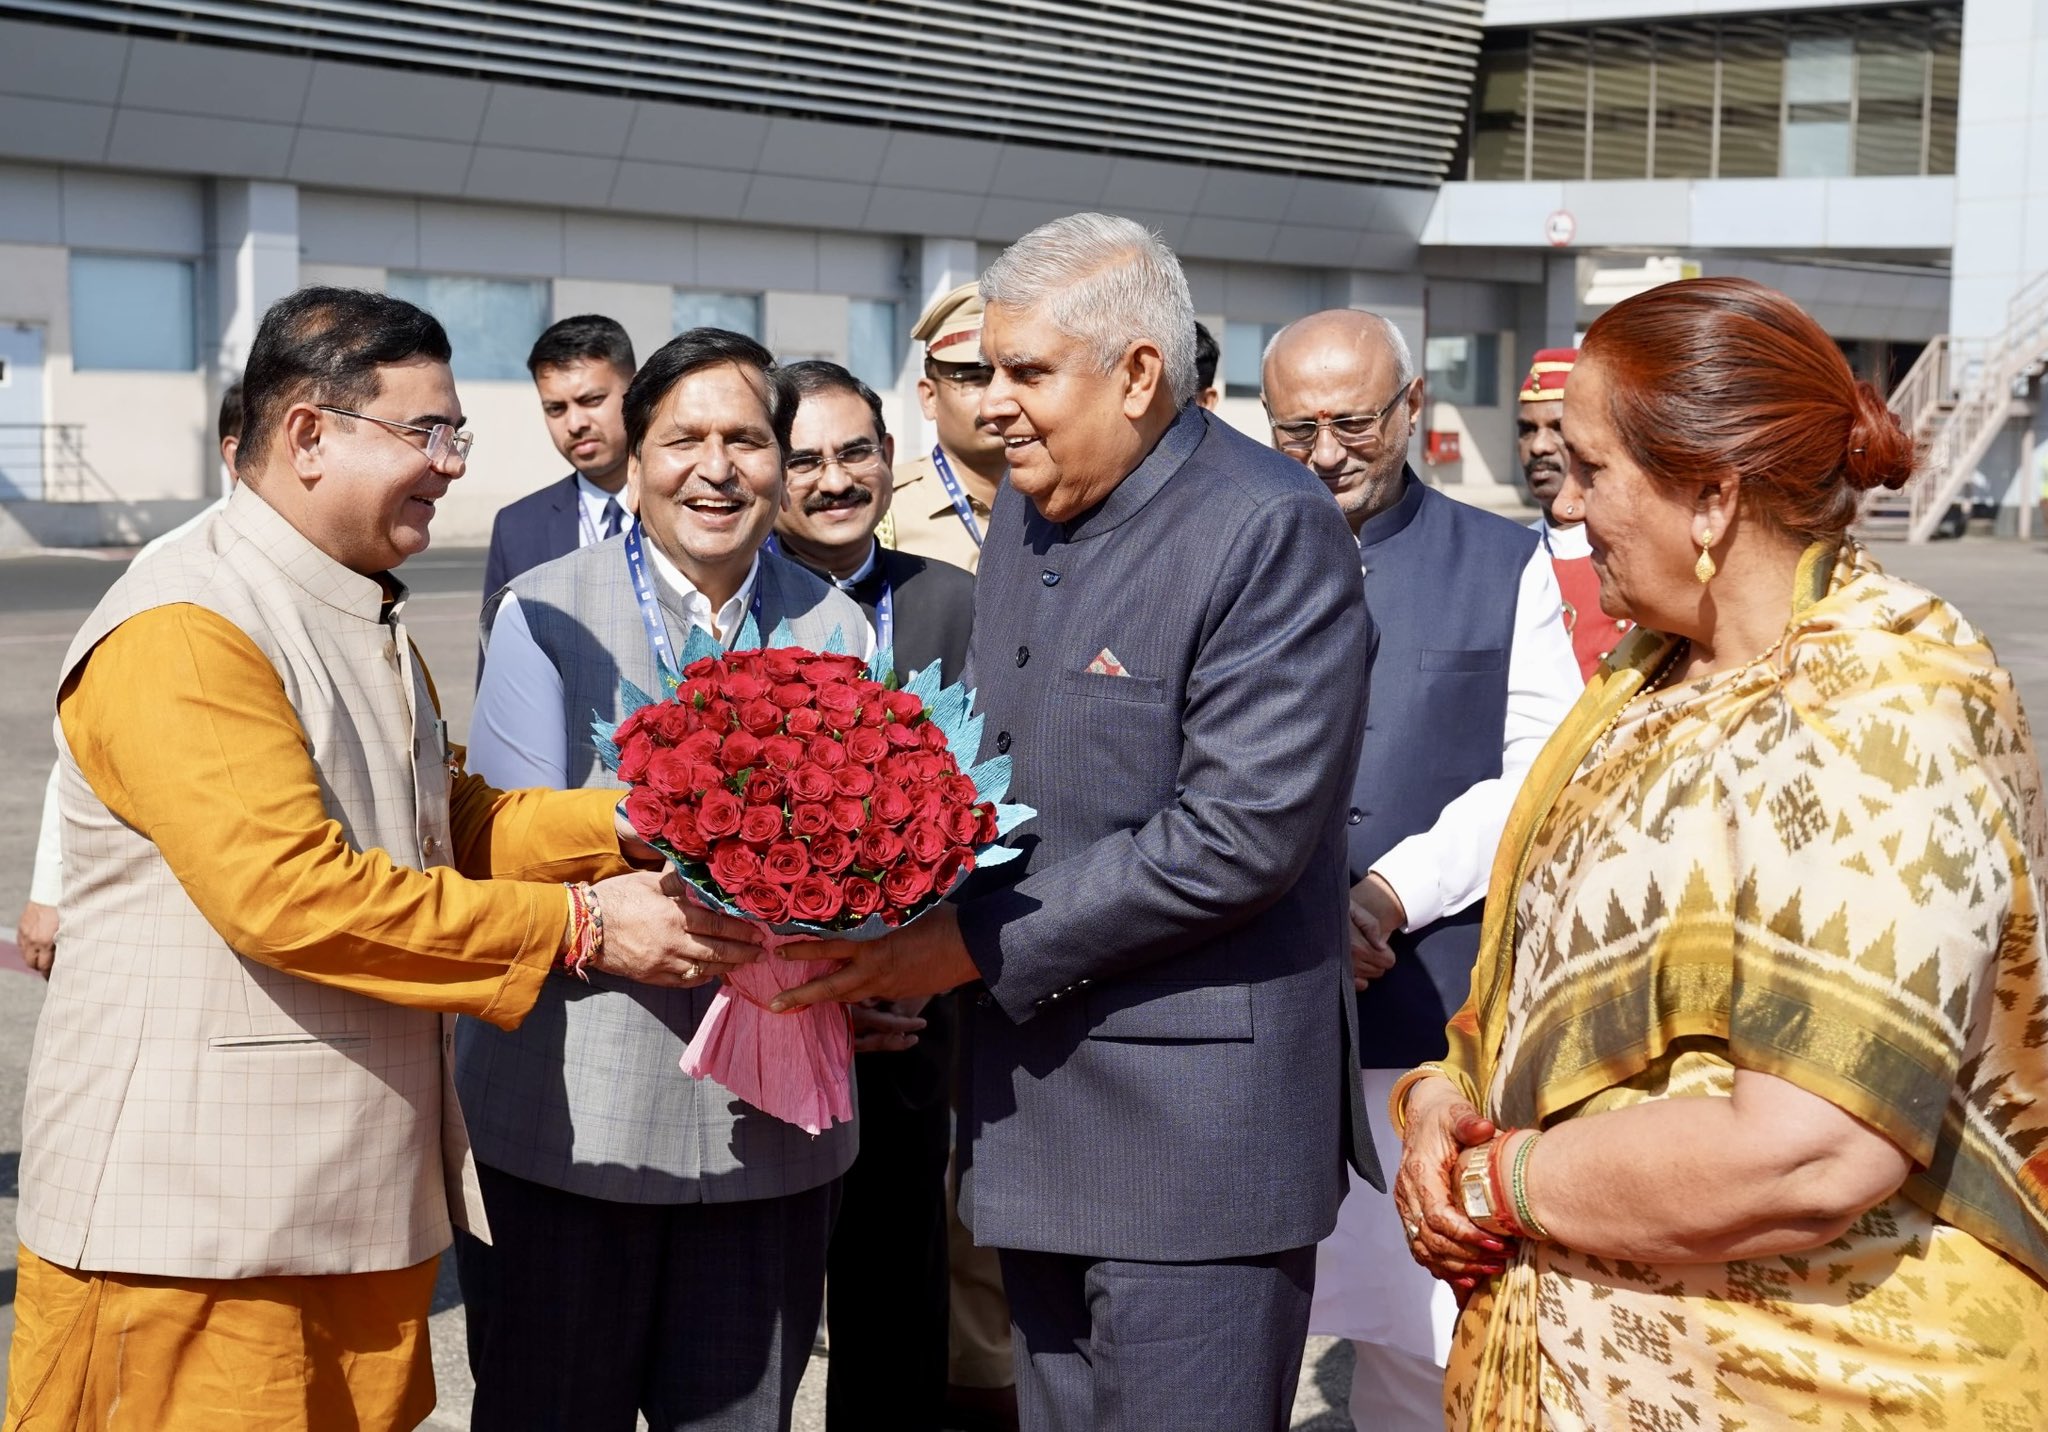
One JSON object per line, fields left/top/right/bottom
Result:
{"left": 1391, "top": 277, "right": 2048, "bottom": 1431}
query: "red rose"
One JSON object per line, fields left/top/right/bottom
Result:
{"left": 737, "top": 880, "right": 790, "bottom": 923}
{"left": 881, "top": 861, "right": 936, "bottom": 908}
{"left": 884, "top": 691, "right": 924, "bottom": 721}
{"left": 854, "top": 699, "right": 885, "bottom": 728}
{"left": 833, "top": 765, "right": 876, "bottom": 798}
{"left": 806, "top": 736, "right": 848, "bottom": 771}
{"left": 681, "top": 654, "right": 724, "bottom": 682}
{"left": 761, "top": 734, "right": 806, "bottom": 772}
{"left": 791, "top": 802, "right": 832, "bottom": 838}
{"left": 801, "top": 654, "right": 865, "bottom": 683}
{"left": 698, "top": 700, "right": 736, "bottom": 735}
{"left": 767, "top": 681, "right": 810, "bottom": 710}
{"left": 763, "top": 839, "right": 812, "bottom": 884}
{"left": 708, "top": 840, "right": 762, "bottom": 889}
{"left": 868, "top": 783, "right": 914, "bottom": 825}
{"left": 976, "top": 803, "right": 999, "bottom": 842}
{"left": 736, "top": 699, "right": 782, "bottom": 736}
{"left": 739, "top": 803, "right": 785, "bottom": 844}
{"left": 913, "top": 752, "right": 952, "bottom": 782}
{"left": 842, "top": 877, "right": 883, "bottom": 919}
{"left": 723, "top": 670, "right": 770, "bottom": 702}
{"left": 905, "top": 819, "right": 949, "bottom": 864}
{"left": 677, "top": 728, "right": 722, "bottom": 762}
{"left": 788, "top": 874, "right": 843, "bottom": 923}
{"left": 719, "top": 730, "right": 765, "bottom": 774}
{"left": 663, "top": 806, "right": 708, "bottom": 857}
{"left": 616, "top": 733, "right": 654, "bottom": 782}
{"left": 919, "top": 722, "right": 951, "bottom": 753}
{"left": 623, "top": 788, "right": 667, "bottom": 841}
{"left": 814, "top": 682, "right": 862, "bottom": 726}
{"left": 761, "top": 649, "right": 804, "bottom": 682}
{"left": 915, "top": 787, "right": 950, "bottom": 820}
{"left": 844, "top": 727, "right": 888, "bottom": 765}
{"left": 933, "top": 846, "right": 976, "bottom": 893}
{"left": 785, "top": 708, "right": 825, "bottom": 737}
{"left": 652, "top": 705, "right": 695, "bottom": 744}
{"left": 808, "top": 831, "right": 857, "bottom": 874}
{"left": 787, "top": 764, "right": 836, "bottom": 803}
{"left": 828, "top": 796, "right": 868, "bottom": 834}
{"left": 943, "top": 775, "right": 980, "bottom": 806}
{"left": 884, "top": 722, "right": 922, "bottom": 750}
{"left": 855, "top": 827, "right": 905, "bottom": 868}
{"left": 615, "top": 707, "right": 653, "bottom": 744}
{"left": 643, "top": 749, "right": 695, "bottom": 795}
{"left": 944, "top": 804, "right": 980, "bottom": 846}
{"left": 696, "top": 788, "right": 744, "bottom": 840}
{"left": 742, "top": 769, "right": 785, "bottom": 805}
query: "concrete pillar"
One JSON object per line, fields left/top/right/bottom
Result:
{"left": 209, "top": 178, "right": 298, "bottom": 381}
{"left": 1947, "top": 0, "right": 2038, "bottom": 338}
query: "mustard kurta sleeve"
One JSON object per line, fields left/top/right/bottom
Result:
{"left": 57, "top": 603, "right": 628, "bottom": 1027}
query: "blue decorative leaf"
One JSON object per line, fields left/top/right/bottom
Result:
{"left": 903, "top": 663, "right": 944, "bottom": 707}
{"left": 965, "top": 755, "right": 1012, "bottom": 804}
{"left": 677, "top": 625, "right": 722, "bottom": 672}
{"left": 619, "top": 678, "right": 659, "bottom": 717}
{"left": 994, "top": 800, "right": 1035, "bottom": 837}
{"left": 977, "top": 843, "right": 1026, "bottom": 867}
{"left": 869, "top": 645, "right": 897, "bottom": 688}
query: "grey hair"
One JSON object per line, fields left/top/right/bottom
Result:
{"left": 1261, "top": 311, "right": 1417, "bottom": 387}
{"left": 980, "top": 213, "right": 1199, "bottom": 406}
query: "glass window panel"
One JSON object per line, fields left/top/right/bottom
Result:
{"left": 1652, "top": 24, "right": 1717, "bottom": 179}
{"left": 846, "top": 298, "right": 901, "bottom": 391}
{"left": 1425, "top": 334, "right": 1500, "bottom": 408}
{"left": 1784, "top": 33, "right": 1853, "bottom": 103}
{"left": 1855, "top": 22, "right": 1928, "bottom": 177}
{"left": 1782, "top": 26, "right": 1852, "bottom": 178}
{"left": 1470, "top": 41, "right": 1529, "bottom": 181}
{"left": 1928, "top": 14, "right": 1959, "bottom": 174}
{"left": 673, "top": 290, "right": 763, "bottom": 341}
{"left": 70, "top": 255, "right": 195, "bottom": 372}
{"left": 1529, "top": 31, "right": 1590, "bottom": 180}
{"left": 1223, "top": 320, "right": 1280, "bottom": 400}
{"left": 1590, "top": 29, "right": 1651, "bottom": 179}
{"left": 386, "top": 273, "right": 547, "bottom": 381}
{"left": 1717, "top": 21, "right": 1784, "bottom": 177}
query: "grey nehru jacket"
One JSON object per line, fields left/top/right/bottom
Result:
{"left": 456, "top": 536, "right": 866, "bottom": 1204}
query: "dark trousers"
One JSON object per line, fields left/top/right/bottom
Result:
{"left": 824, "top": 1022, "right": 954, "bottom": 1431}
{"left": 456, "top": 1162, "right": 839, "bottom": 1432}
{"left": 998, "top": 1244, "right": 1317, "bottom": 1432}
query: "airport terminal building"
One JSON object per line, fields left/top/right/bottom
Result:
{"left": 0, "top": 0, "right": 2037, "bottom": 546}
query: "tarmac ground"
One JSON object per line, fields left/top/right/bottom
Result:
{"left": 0, "top": 533, "right": 2042, "bottom": 1429}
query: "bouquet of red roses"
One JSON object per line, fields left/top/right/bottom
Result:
{"left": 595, "top": 635, "right": 1028, "bottom": 1134}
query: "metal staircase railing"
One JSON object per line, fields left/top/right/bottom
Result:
{"left": 1880, "top": 272, "right": 2048, "bottom": 542}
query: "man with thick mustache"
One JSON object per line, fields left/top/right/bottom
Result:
{"left": 1260, "top": 310, "right": 1579, "bottom": 1432}
{"left": 773, "top": 359, "right": 974, "bottom": 1431}
{"left": 1518, "top": 346, "right": 1633, "bottom": 679}
{"left": 459, "top": 330, "right": 868, "bottom": 1432}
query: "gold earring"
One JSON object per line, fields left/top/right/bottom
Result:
{"left": 1694, "top": 533, "right": 1717, "bottom": 585}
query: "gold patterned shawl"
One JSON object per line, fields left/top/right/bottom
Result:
{"left": 1430, "top": 541, "right": 2048, "bottom": 1429}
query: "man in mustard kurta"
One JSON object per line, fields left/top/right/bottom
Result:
{"left": 4, "top": 288, "right": 760, "bottom": 1432}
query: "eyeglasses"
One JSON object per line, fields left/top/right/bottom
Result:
{"left": 784, "top": 440, "right": 886, "bottom": 484}
{"left": 1269, "top": 381, "right": 1415, "bottom": 455}
{"left": 925, "top": 362, "right": 994, "bottom": 391}
{"left": 317, "top": 406, "right": 474, "bottom": 470}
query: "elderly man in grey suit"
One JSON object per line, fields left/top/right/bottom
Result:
{"left": 459, "top": 329, "right": 869, "bottom": 1432}
{"left": 780, "top": 214, "right": 1378, "bottom": 1431}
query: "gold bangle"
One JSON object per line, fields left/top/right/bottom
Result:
{"left": 1387, "top": 1067, "right": 1445, "bottom": 1139}
{"left": 1509, "top": 1130, "right": 1551, "bottom": 1241}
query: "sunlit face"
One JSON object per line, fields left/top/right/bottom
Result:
{"left": 1260, "top": 333, "right": 1419, "bottom": 527}
{"left": 917, "top": 359, "right": 1006, "bottom": 471}
{"left": 777, "top": 387, "right": 894, "bottom": 558}
{"left": 978, "top": 302, "right": 1151, "bottom": 522}
{"left": 534, "top": 357, "right": 631, "bottom": 487}
{"left": 311, "top": 357, "right": 464, "bottom": 574}
{"left": 630, "top": 361, "right": 784, "bottom": 582}
{"left": 1564, "top": 358, "right": 1704, "bottom": 631}
{"left": 1516, "top": 398, "right": 1569, "bottom": 520}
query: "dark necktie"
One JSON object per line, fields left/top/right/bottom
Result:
{"left": 601, "top": 498, "right": 624, "bottom": 539}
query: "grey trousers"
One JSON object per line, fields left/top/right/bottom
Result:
{"left": 998, "top": 1244, "right": 1317, "bottom": 1432}
{"left": 456, "top": 1162, "right": 840, "bottom": 1432}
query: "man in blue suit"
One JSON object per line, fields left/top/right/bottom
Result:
{"left": 480, "top": 314, "right": 637, "bottom": 604}
{"left": 780, "top": 214, "right": 1376, "bottom": 1431}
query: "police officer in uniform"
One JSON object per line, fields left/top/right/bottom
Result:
{"left": 888, "top": 282, "right": 1008, "bottom": 575}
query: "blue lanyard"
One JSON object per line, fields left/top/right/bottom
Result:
{"left": 929, "top": 445, "right": 984, "bottom": 548}
{"left": 623, "top": 520, "right": 761, "bottom": 675}
{"left": 763, "top": 534, "right": 892, "bottom": 656}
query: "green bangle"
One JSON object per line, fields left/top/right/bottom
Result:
{"left": 1509, "top": 1131, "right": 1551, "bottom": 1241}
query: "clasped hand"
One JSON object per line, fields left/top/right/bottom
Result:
{"left": 1392, "top": 1075, "right": 1512, "bottom": 1293}
{"left": 583, "top": 870, "right": 764, "bottom": 988}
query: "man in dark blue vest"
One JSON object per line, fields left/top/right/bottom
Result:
{"left": 1262, "top": 309, "right": 1580, "bottom": 1432}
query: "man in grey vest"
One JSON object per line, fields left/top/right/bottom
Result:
{"left": 1262, "top": 310, "right": 1580, "bottom": 1432}
{"left": 460, "top": 329, "right": 869, "bottom": 1431}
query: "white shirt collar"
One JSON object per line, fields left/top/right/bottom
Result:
{"left": 643, "top": 539, "right": 762, "bottom": 642}
{"left": 837, "top": 539, "right": 880, "bottom": 589}
{"left": 573, "top": 474, "right": 626, "bottom": 545}
{"left": 1534, "top": 515, "right": 1592, "bottom": 559}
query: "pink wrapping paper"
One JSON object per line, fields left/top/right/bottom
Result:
{"left": 678, "top": 924, "right": 853, "bottom": 1136}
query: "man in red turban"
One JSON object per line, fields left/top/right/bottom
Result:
{"left": 1519, "top": 347, "right": 1632, "bottom": 679}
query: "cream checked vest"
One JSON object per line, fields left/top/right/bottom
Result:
{"left": 19, "top": 484, "right": 463, "bottom": 1278}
